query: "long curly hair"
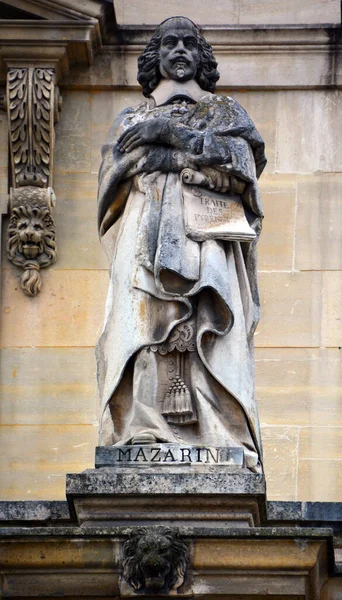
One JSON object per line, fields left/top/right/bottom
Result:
{"left": 138, "top": 17, "right": 220, "bottom": 97}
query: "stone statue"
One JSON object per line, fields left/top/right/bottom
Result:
{"left": 97, "top": 17, "right": 266, "bottom": 472}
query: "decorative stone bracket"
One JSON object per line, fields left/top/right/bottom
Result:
{"left": 121, "top": 527, "right": 190, "bottom": 595}
{"left": 5, "top": 67, "right": 61, "bottom": 296}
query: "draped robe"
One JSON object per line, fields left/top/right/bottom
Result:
{"left": 97, "top": 89, "right": 266, "bottom": 471}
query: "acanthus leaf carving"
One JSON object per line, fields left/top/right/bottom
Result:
{"left": 8, "top": 67, "right": 55, "bottom": 188}
{"left": 6, "top": 67, "right": 61, "bottom": 296}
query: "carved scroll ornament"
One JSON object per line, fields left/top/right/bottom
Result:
{"left": 6, "top": 67, "right": 61, "bottom": 295}
{"left": 122, "top": 527, "right": 189, "bottom": 594}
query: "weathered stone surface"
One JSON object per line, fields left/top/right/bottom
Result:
{"left": 267, "top": 501, "right": 303, "bottom": 521}
{"left": 239, "top": 0, "right": 341, "bottom": 24}
{"left": 256, "top": 348, "right": 342, "bottom": 427}
{"left": 114, "top": 0, "right": 341, "bottom": 25}
{"left": 0, "top": 524, "right": 333, "bottom": 598}
{"left": 0, "top": 347, "right": 97, "bottom": 425}
{"left": 298, "top": 460, "right": 342, "bottom": 502}
{"left": 54, "top": 91, "right": 92, "bottom": 173}
{"left": 0, "top": 425, "right": 97, "bottom": 500}
{"left": 114, "top": 0, "right": 240, "bottom": 25}
{"left": 53, "top": 172, "right": 108, "bottom": 270}
{"left": 67, "top": 469, "right": 266, "bottom": 496}
{"left": 303, "top": 502, "right": 342, "bottom": 522}
{"left": 300, "top": 427, "right": 342, "bottom": 461}
{"left": 267, "top": 500, "right": 342, "bottom": 524}
{"left": 0, "top": 524, "right": 334, "bottom": 538}
{"left": 322, "top": 272, "right": 342, "bottom": 347}
{"left": 257, "top": 175, "right": 296, "bottom": 270}
{"left": 0, "top": 501, "right": 70, "bottom": 523}
{"left": 1, "top": 267, "right": 108, "bottom": 347}
{"left": 67, "top": 469, "right": 266, "bottom": 527}
{"left": 95, "top": 445, "right": 244, "bottom": 468}
{"left": 260, "top": 426, "right": 299, "bottom": 501}
{"left": 1, "top": 498, "right": 337, "bottom": 526}
{"left": 295, "top": 174, "right": 342, "bottom": 271}
{"left": 257, "top": 272, "right": 322, "bottom": 347}
{"left": 275, "top": 91, "right": 342, "bottom": 174}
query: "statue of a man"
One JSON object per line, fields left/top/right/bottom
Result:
{"left": 97, "top": 17, "right": 266, "bottom": 472}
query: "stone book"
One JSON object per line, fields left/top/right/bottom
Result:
{"left": 182, "top": 180, "right": 256, "bottom": 242}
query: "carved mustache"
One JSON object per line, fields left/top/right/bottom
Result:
{"left": 169, "top": 56, "right": 191, "bottom": 65}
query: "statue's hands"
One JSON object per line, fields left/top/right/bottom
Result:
{"left": 200, "top": 167, "right": 231, "bottom": 193}
{"left": 117, "top": 118, "right": 167, "bottom": 153}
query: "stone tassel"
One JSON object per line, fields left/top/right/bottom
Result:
{"left": 162, "top": 353, "right": 197, "bottom": 424}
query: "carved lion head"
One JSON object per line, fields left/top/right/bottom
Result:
{"left": 122, "top": 527, "right": 189, "bottom": 594}
{"left": 7, "top": 203, "right": 56, "bottom": 296}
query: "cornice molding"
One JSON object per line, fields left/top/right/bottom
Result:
{"left": 2, "top": 0, "right": 107, "bottom": 21}
{"left": 60, "top": 24, "right": 342, "bottom": 90}
{"left": 114, "top": 23, "right": 342, "bottom": 47}
{"left": 0, "top": 19, "right": 102, "bottom": 82}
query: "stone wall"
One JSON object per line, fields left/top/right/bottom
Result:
{"left": 0, "top": 1, "right": 341, "bottom": 501}
{"left": 114, "top": 0, "right": 341, "bottom": 25}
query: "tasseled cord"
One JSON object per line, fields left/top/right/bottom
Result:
{"left": 21, "top": 261, "right": 41, "bottom": 297}
{"left": 162, "top": 376, "right": 197, "bottom": 425}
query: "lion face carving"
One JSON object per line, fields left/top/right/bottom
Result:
{"left": 7, "top": 203, "right": 56, "bottom": 296}
{"left": 122, "top": 527, "right": 189, "bottom": 594}
{"left": 15, "top": 213, "right": 46, "bottom": 259}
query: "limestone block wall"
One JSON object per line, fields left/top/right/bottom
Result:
{"left": 114, "top": 0, "right": 341, "bottom": 25}
{"left": 0, "top": 13, "right": 341, "bottom": 501}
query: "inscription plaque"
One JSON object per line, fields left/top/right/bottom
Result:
{"left": 95, "top": 445, "right": 244, "bottom": 468}
{"left": 182, "top": 183, "right": 256, "bottom": 242}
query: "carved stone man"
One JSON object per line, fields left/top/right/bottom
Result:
{"left": 97, "top": 17, "right": 266, "bottom": 472}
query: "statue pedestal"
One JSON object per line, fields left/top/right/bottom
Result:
{"left": 66, "top": 446, "right": 266, "bottom": 528}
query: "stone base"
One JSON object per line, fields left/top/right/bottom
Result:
{"left": 66, "top": 467, "right": 266, "bottom": 528}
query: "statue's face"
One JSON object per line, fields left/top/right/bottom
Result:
{"left": 159, "top": 19, "right": 199, "bottom": 82}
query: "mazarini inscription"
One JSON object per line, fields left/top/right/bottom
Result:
{"left": 97, "top": 17, "right": 266, "bottom": 472}
{"left": 95, "top": 445, "right": 244, "bottom": 467}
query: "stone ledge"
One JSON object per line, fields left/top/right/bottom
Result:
{"left": 0, "top": 525, "right": 334, "bottom": 598}
{"left": 114, "top": 23, "right": 342, "bottom": 46}
{"left": 1, "top": 500, "right": 342, "bottom": 528}
{"left": 0, "top": 524, "right": 334, "bottom": 538}
{"left": 0, "top": 501, "right": 70, "bottom": 524}
{"left": 267, "top": 501, "right": 342, "bottom": 523}
{"left": 66, "top": 468, "right": 266, "bottom": 495}
{"left": 66, "top": 468, "right": 267, "bottom": 528}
